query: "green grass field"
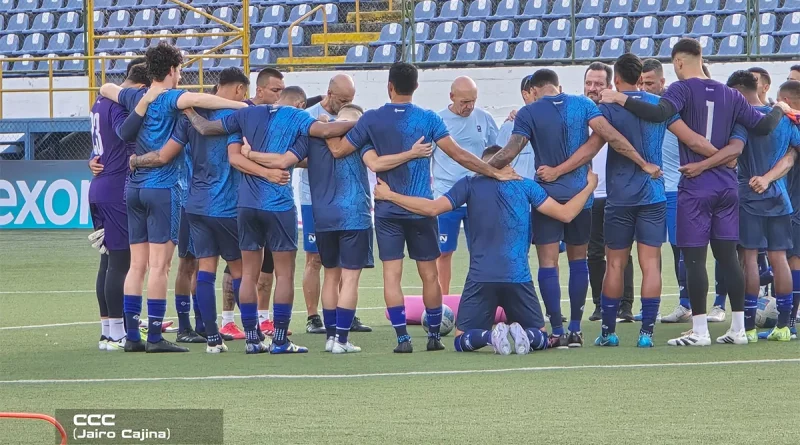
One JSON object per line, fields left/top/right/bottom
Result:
{"left": 1, "top": 230, "right": 799, "bottom": 444}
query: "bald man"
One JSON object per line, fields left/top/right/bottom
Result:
{"left": 432, "top": 76, "right": 499, "bottom": 294}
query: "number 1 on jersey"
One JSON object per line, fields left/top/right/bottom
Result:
{"left": 705, "top": 100, "right": 715, "bottom": 141}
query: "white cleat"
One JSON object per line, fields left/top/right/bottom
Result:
{"left": 332, "top": 341, "right": 362, "bottom": 354}
{"left": 508, "top": 322, "right": 530, "bottom": 355}
{"left": 105, "top": 337, "right": 126, "bottom": 351}
{"left": 716, "top": 329, "right": 748, "bottom": 345}
{"left": 491, "top": 322, "right": 512, "bottom": 355}
{"left": 661, "top": 305, "right": 692, "bottom": 323}
{"left": 99, "top": 337, "right": 108, "bottom": 351}
{"left": 325, "top": 336, "right": 335, "bottom": 352}
{"left": 707, "top": 305, "right": 726, "bottom": 323}
{"left": 206, "top": 342, "right": 229, "bottom": 354}
{"left": 667, "top": 330, "right": 712, "bottom": 346}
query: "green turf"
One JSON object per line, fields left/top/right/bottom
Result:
{"left": 1, "top": 230, "right": 799, "bottom": 444}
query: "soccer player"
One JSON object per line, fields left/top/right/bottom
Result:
{"left": 99, "top": 42, "right": 248, "bottom": 353}
{"left": 88, "top": 61, "right": 149, "bottom": 351}
{"left": 432, "top": 76, "right": 498, "bottom": 295}
{"left": 748, "top": 67, "right": 772, "bottom": 105}
{"left": 495, "top": 75, "right": 536, "bottom": 180}
{"left": 242, "top": 104, "right": 373, "bottom": 353}
{"left": 487, "top": 68, "right": 651, "bottom": 348}
{"left": 788, "top": 66, "right": 800, "bottom": 82}
{"left": 373, "top": 146, "right": 598, "bottom": 354}
{"left": 727, "top": 72, "right": 800, "bottom": 343}
{"left": 600, "top": 38, "right": 789, "bottom": 346}
{"left": 245, "top": 67, "right": 285, "bottom": 106}
{"left": 323, "top": 62, "right": 519, "bottom": 353}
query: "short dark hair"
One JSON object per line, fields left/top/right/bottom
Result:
{"left": 791, "top": 65, "right": 800, "bottom": 73}
{"left": 388, "top": 62, "right": 418, "bottom": 96}
{"left": 340, "top": 103, "right": 364, "bottom": 115}
{"left": 126, "top": 63, "right": 150, "bottom": 86}
{"left": 145, "top": 42, "right": 182, "bottom": 82}
{"left": 779, "top": 80, "right": 800, "bottom": 101}
{"left": 218, "top": 67, "right": 250, "bottom": 87}
{"left": 280, "top": 85, "right": 307, "bottom": 104}
{"left": 641, "top": 58, "right": 663, "bottom": 76}
{"left": 256, "top": 68, "right": 283, "bottom": 86}
{"left": 520, "top": 74, "right": 534, "bottom": 91}
{"left": 482, "top": 145, "right": 502, "bottom": 159}
{"left": 614, "top": 53, "right": 643, "bottom": 86}
{"left": 702, "top": 64, "right": 711, "bottom": 78}
{"left": 727, "top": 70, "right": 758, "bottom": 92}
{"left": 126, "top": 56, "right": 147, "bottom": 77}
{"left": 530, "top": 69, "right": 559, "bottom": 88}
{"left": 586, "top": 62, "right": 612, "bottom": 86}
{"left": 748, "top": 67, "right": 771, "bottom": 85}
{"left": 671, "top": 38, "right": 702, "bottom": 59}
{"left": 304, "top": 95, "right": 324, "bottom": 109}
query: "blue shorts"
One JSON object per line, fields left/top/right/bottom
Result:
{"left": 666, "top": 191, "right": 678, "bottom": 245}
{"left": 437, "top": 206, "right": 469, "bottom": 254}
{"left": 187, "top": 213, "right": 241, "bottom": 261}
{"left": 237, "top": 207, "right": 298, "bottom": 252}
{"left": 456, "top": 279, "right": 545, "bottom": 332}
{"left": 316, "top": 229, "right": 374, "bottom": 270}
{"left": 604, "top": 201, "right": 667, "bottom": 250}
{"left": 375, "top": 216, "right": 440, "bottom": 262}
{"left": 90, "top": 202, "right": 129, "bottom": 251}
{"left": 738, "top": 209, "right": 792, "bottom": 251}
{"left": 178, "top": 207, "right": 196, "bottom": 259}
{"left": 789, "top": 218, "right": 800, "bottom": 259}
{"left": 301, "top": 204, "right": 318, "bottom": 254}
{"left": 126, "top": 187, "right": 180, "bottom": 245}
{"left": 531, "top": 205, "right": 591, "bottom": 246}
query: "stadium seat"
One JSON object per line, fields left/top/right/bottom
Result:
{"left": 249, "top": 47, "right": 273, "bottom": 66}
{"left": 283, "top": 4, "right": 311, "bottom": 25}
{"left": 0, "top": 0, "right": 14, "bottom": 12}
{"left": 36, "top": 55, "right": 60, "bottom": 72}
{"left": 61, "top": 0, "right": 82, "bottom": 9}
{"left": 96, "top": 32, "right": 121, "bottom": 52}
{"left": 542, "top": 18, "right": 570, "bottom": 40}
{"left": 456, "top": 20, "right": 487, "bottom": 43}
{"left": 308, "top": 4, "right": 338, "bottom": 25}
{"left": 235, "top": 6, "right": 259, "bottom": 26}
{"left": 778, "top": 0, "right": 800, "bottom": 12}
{"left": 157, "top": 9, "right": 181, "bottom": 28}
{"left": 94, "top": 52, "right": 113, "bottom": 74}
{"left": 715, "top": 13, "right": 746, "bottom": 37}
{"left": 483, "top": 19, "right": 512, "bottom": 42}
{"left": 600, "top": 38, "right": 625, "bottom": 58}
{"left": 697, "top": 35, "right": 713, "bottom": 56}
{"left": 3, "top": 13, "right": 30, "bottom": 35}
{"left": 108, "top": 57, "right": 132, "bottom": 75}
{"left": 70, "top": 33, "right": 83, "bottom": 51}
{"left": 183, "top": 57, "right": 217, "bottom": 73}
{"left": 426, "top": 42, "right": 453, "bottom": 62}
{"left": 779, "top": 33, "right": 800, "bottom": 54}
{"left": 12, "top": 55, "right": 36, "bottom": 72}
{"left": 601, "top": 17, "right": 629, "bottom": 40}
{"left": 716, "top": 34, "right": 744, "bottom": 55}
{"left": 432, "top": 0, "right": 465, "bottom": 23}
{"left": 137, "top": 0, "right": 162, "bottom": 8}
{"left": 754, "top": 34, "right": 775, "bottom": 54}
{"left": 16, "top": 33, "right": 45, "bottom": 55}
{"left": 62, "top": 53, "right": 84, "bottom": 71}
{"left": 375, "top": 23, "right": 402, "bottom": 45}
{"left": 520, "top": 0, "right": 546, "bottom": 18}
{"left": 45, "top": 32, "right": 70, "bottom": 54}
{"left": 759, "top": 0, "right": 778, "bottom": 11}
{"left": 657, "top": 36, "right": 680, "bottom": 57}
{"left": 412, "top": 21, "right": 431, "bottom": 43}
{"left": 29, "top": 12, "right": 56, "bottom": 33}
{"left": 216, "top": 49, "right": 244, "bottom": 69}
{"left": 574, "top": 39, "right": 596, "bottom": 59}
{"left": 0, "top": 55, "right": 9, "bottom": 72}
{"left": 511, "top": 18, "right": 542, "bottom": 41}
{"left": 718, "top": 0, "right": 746, "bottom": 14}
{"left": 14, "top": 0, "right": 38, "bottom": 11}
{"left": 778, "top": 12, "right": 800, "bottom": 36}
{"left": 261, "top": 5, "right": 285, "bottom": 25}
{"left": 658, "top": 0, "right": 690, "bottom": 16}
{"left": 577, "top": 0, "right": 604, "bottom": 18}
{"left": 405, "top": 43, "right": 425, "bottom": 61}
{"left": 175, "top": 30, "right": 198, "bottom": 48}
{"left": 431, "top": 21, "right": 458, "bottom": 43}
{"left": 632, "top": 0, "right": 659, "bottom": 16}
{"left": 275, "top": 26, "right": 303, "bottom": 48}
{"left": 540, "top": 39, "right": 567, "bottom": 59}
{"left": 132, "top": 10, "right": 155, "bottom": 29}
{"left": 548, "top": 0, "right": 571, "bottom": 18}
{"left": 493, "top": 0, "right": 519, "bottom": 20}
{"left": 754, "top": 13, "right": 777, "bottom": 34}
{"left": 371, "top": 44, "right": 397, "bottom": 63}
{"left": 630, "top": 37, "right": 655, "bottom": 56}
{"left": 455, "top": 41, "right": 480, "bottom": 61}
{"left": 92, "top": 11, "right": 105, "bottom": 31}
{"left": 688, "top": 0, "right": 718, "bottom": 15}
{"left": 180, "top": 10, "right": 208, "bottom": 29}
{"left": 198, "top": 28, "right": 225, "bottom": 50}
{"left": 465, "top": 0, "right": 491, "bottom": 20}
{"left": 101, "top": 11, "right": 130, "bottom": 31}
{"left": 56, "top": 11, "right": 80, "bottom": 31}
{"left": 483, "top": 40, "right": 508, "bottom": 60}
{"left": 150, "top": 29, "right": 172, "bottom": 46}
{"left": 212, "top": 7, "right": 234, "bottom": 24}
{"left": 93, "top": 0, "right": 112, "bottom": 7}
{"left": 116, "top": 30, "right": 146, "bottom": 53}
{"left": 415, "top": 1, "right": 437, "bottom": 21}
{"left": 603, "top": 0, "right": 632, "bottom": 17}
{"left": 631, "top": 17, "right": 657, "bottom": 39}
{"left": 186, "top": 0, "right": 211, "bottom": 6}
{"left": 511, "top": 39, "right": 537, "bottom": 59}
{"left": 251, "top": 26, "right": 278, "bottom": 48}
{"left": 345, "top": 45, "right": 368, "bottom": 63}
{"left": 688, "top": 14, "right": 717, "bottom": 37}
{"left": 658, "top": 16, "right": 687, "bottom": 37}
{"left": 112, "top": 0, "right": 138, "bottom": 9}
{"left": 575, "top": 18, "right": 600, "bottom": 39}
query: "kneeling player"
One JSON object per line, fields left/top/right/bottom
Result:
{"left": 373, "top": 145, "right": 597, "bottom": 354}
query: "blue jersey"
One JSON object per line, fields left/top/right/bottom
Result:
{"left": 445, "top": 177, "right": 548, "bottom": 283}
{"left": 512, "top": 93, "right": 601, "bottom": 208}
{"left": 599, "top": 91, "right": 675, "bottom": 207}
{"left": 345, "top": 103, "right": 450, "bottom": 219}
{"left": 737, "top": 108, "right": 800, "bottom": 217}
{"left": 171, "top": 109, "right": 243, "bottom": 218}
{"left": 118, "top": 87, "right": 187, "bottom": 189}
{"left": 290, "top": 134, "right": 371, "bottom": 232}
{"left": 221, "top": 105, "right": 316, "bottom": 212}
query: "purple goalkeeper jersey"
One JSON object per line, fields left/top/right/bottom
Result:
{"left": 88, "top": 96, "right": 133, "bottom": 203}
{"left": 661, "top": 78, "right": 766, "bottom": 190}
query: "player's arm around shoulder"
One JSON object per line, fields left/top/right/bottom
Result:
{"left": 176, "top": 92, "right": 248, "bottom": 112}
{"left": 184, "top": 107, "right": 227, "bottom": 136}
{"left": 751, "top": 149, "right": 798, "bottom": 194}
{"left": 227, "top": 140, "right": 290, "bottom": 185}
{"left": 373, "top": 178, "right": 453, "bottom": 217}
{"left": 536, "top": 170, "right": 598, "bottom": 223}
{"left": 241, "top": 136, "right": 302, "bottom": 169}
{"left": 362, "top": 136, "right": 432, "bottom": 172}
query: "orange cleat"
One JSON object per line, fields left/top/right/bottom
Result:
{"left": 259, "top": 319, "right": 291, "bottom": 336}
{"left": 220, "top": 322, "right": 245, "bottom": 340}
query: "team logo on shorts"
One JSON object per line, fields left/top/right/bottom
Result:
{"left": 439, "top": 234, "right": 448, "bottom": 244}
{"left": 308, "top": 234, "right": 316, "bottom": 244}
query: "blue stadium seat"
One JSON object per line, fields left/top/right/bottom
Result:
{"left": 719, "top": 0, "right": 746, "bottom": 14}
{"left": 94, "top": 52, "right": 112, "bottom": 73}
{"left": 175, "top": 30, "right": 198, "bottom": 48}
{"left": 574, "top": 39, "right": 596, "bottom": 59}
{"left": 180, "top": 10, "right": 208, "bottom": 29}
{"left": 431, "top": 21, "right": 458, "bottom": 43}
{"left": 17, "top": 33, "right": 45, "bottom": 55}
{"left": 137, "top": 0, "right": 162, "bottom": 8}
{"left": 45, "top": 32, "right": 70, "bottom": 54}
{"left": 717, "top": 34, "right": 744, "bottom": 55}
{"left": 108, "top": 55, "right": 132, "bottom": 75}
{"left": 455, "top": 41, "right": 481, "bottom": 61}
{"left": 779, "top": 33, "right": 800, "bottom": 54}
{"left": 778, "top": 0, "right": 800, "bottom": 12}
{"left": 512, "top": 39, "right": 537, "bottom": 59}
{"left": 283, "top": 4, "right": 312, "bottom": 25}
{"left": 345, "top": 45, "right": 368, "bottom": 63}
{"left": 150, "top": 29, "right": 172, "bottom": 46}
{"left": 235, "top": 6, "right": 259, "bottom": 26}
{"left": 483, "top": 40, "right": 508, "bottom": 60}
{"left": 432, "top": 0, "right": 465, "bottom": 23}
{"left": 3, "top": 13, "right": 30, "bottom": 35}
{"left": 14, "top": 0, "right": 38, "bottom": 11}
{"left": 778, "top": 12, "right": 800, "bottom": 36}
{"left": 540, "top": 39, "right": 567, "bottom": 58}
{"left": 657, "top": 36, "right": 680, "bottom": 57}
{"left": 0, "top": 34, "right": 20, "bottom": 54}
{"left": 632, "top": 0, "right": 659, "bottom": 16}
{"left": 715, "top": 13, "right": 746, "bottom": 37}
{"left": 456, "top": 20, "right": 487, "bottom": 43}
{"left": 688, "top": 0, "right": 718, "bottom": 15}
{"left": 375, "top": 23, "right": 402, "bottom": 45}
{"left": 96, "top": 32, "right": 121, "bottom": 52}
{"left": 754, "top": 34, "right": 775, "bottom": 54}
{"left": 308, "top": 4, "right": 338, "bottom": 25}
{"left": 275, "top": 26, "right": 303, "bottom": 48}
{"left": 520, "top": 0, "right": 546, "bottom": 18}
{"left": 759, "top": 0, "right": 778, "bottom": 11}
{"left": 37, "top": 0, "right": 62, "bottom": 11}
{"left": 198, "top": 29, "right": 225, "bottom": 50}
{"left": 371, "top": 44, "right": 397, "bottom": 63}
{"left": 688, "top": 14, "right": 717, "bottom": 36}
{"left": 63, "top": 53, "right": 84, "bottom": 71}
{"left": 575, "top": 18, "right": 600, "bottom": 39}
{"left": 542, "top": 18, "right": 570, "bottom": 40}
{"left": 217, "top": 49, "right": 244, "bottom": 69}
{"left": 250, "top": 48, "right": 273, "bottom": 66}
{"left": 426, "top": 42, "right": 453, "bottom": 62}
{"left": 0, "top": 16, "right": 5, "bottom": 33}
{"left": 29, "top": 12, "right": 56, "bottom": 33}
{"left": 93, "top": 0, "right": 112, "bottom": 7}
{"left": 212, "top": 7, "right": 234, "bottom": 24}
{"left": 658, "top": 0, "right": 690, "bottom": 16}
{"left": 70, "top": 33, "right": 83, "bottom": 51}
{"left": 12, "top": 55, "right": 36, "bottom": 72}
{"left": 132, "top": 10, "right": 155, "bottom": 29}
{"left": 483, "top": 19, "right": 512, "bottom": 42}
{"left": 754, "top": 13, "right": 777, "bottom": 34}
{"left": 577, "top": 0, "right": 604, "bottom": 18}
{"left": 56, "top": 11, "right": 80, "bottom": 31}
{"left": 158, "top": 9, "right": 182, "bottom": 28}
{"left": 465, "top": 0, "right": 491, "bottom": 20}
{"left": 493, "top": 0, "right": 519, "bottom": 20}
{"left": 511, "top": 18, "right": 542, "bottom": 41}
{"left": 101, "top": 10, "right": 130, "bottom": 31}
{"left": 111, "top": 0, "right": 137, "bottom": 9}
{"left": 0, "top": 0, "right": 15, "bottom": 12}
{"left": 697, "top": 35, "right": 713, "bottom": 56}
{"left": 61, "top": 0, "right": 82, "bottom": 9}
{"left": 548, "top": 0, "right": 571, "bottom": 18}
{"left": 600, "top": 38, "right": 625, "bottom": 58}
{"left": 405, "top": 43, "right": 425, "bottom": 61}
{"left": 601, "top": 17, "right": 629, "bottom": 40}
{"left": 182, "top": 57, "right": 217, "bottom": 73}
{"left": 603, "top": 0, "right": 632, "bottom": 17}
{"left": 658, "top": 16, "right": 687, "bottom": 37}
{"left": 630, "top": 37, "right": 655, "bottom": 56}
{"left": 36, "top": 55, "right": 60, "bottom": 72}
{"left": 415, "top": 1, "right": 437, "bottom": 21}
{"left": 412, "top": 21, "right": 431, "bottom": 43}
{"left": 252, "top": 26, "right": 278, "bottom": 48}
{"left": 116, "top": 31, "right": 146, "bottom": 53}
{"left": 186, "top": 0, "right": 211, "bottom": 6}
{"left": 261, "top": 5, "right": 285, "bottom": 25}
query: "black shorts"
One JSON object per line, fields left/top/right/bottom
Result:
{"left": 531, "top": 205, "right": 592, "bottom": 246}
{"left": 456, "top": 279, "right": 545, "bottom": 332}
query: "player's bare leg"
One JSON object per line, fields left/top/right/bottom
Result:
{"left": 595, "top": 246, "right": 628, "bottom": 347}
{"left": 303, "top": 253, "right": 324, "bottom": 333}
{"left": 536, "top": 243, "right": 567, "bottom": 348}
{"left": 145, "top": 241, "right": 187, "bottom": 352}
{"left": 257, "top": 271, "right": 274, "bottom": 334}
{"left": 269, "top": 250, "right": 307, "bottom": 353}
{"left": 122, "top": 242, "right": 148, "bottom": 351}
{"left": 383, "top": 259, "right": 412, "bottom": 352}
{"left": 636, "top": 243, "right": 662, "bottom": 348}
{"left": 175, "top": 256, "right": 203, "bottom": 343}
{"left": 320, "top": 266, "right": 342, "bottom": 352}
{"left": 436, "top": 252, "right": 454, "bottom": 295}
{"left": 418, "top": 259, "right": 445, "bottom": 351}
{"left": 219, "top": 268, "right": 245, "bottom": 340}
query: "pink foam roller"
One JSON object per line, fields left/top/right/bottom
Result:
{"left": 385, "top": 295, "right": 508, "bottom": 324}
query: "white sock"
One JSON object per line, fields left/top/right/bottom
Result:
{"left": 101, "top": 319, "right": 109, "bottom": 338}
{"left": 258, "top": 310, "right": 270, "bottom": 322}
{"left": 731, "top": 311, "right": 745, "bottom": 332}
{"left": 692, "top": 315, "right": 709, "bottom": 337}
{"left": 109, "top": 318, "right": 125, "bottom": 341}
{"left": 222, "top": 311, "right": 235, "bottom": 325}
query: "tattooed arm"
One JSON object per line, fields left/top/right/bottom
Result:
{"left": 129, "top": 139, "right": 183, "bottom": 169}
{"left": 589, "top": 116, "right": 661, "bottom": 179}
{"left": 184, "top": 108, "right": 226, "bottom": 136}
{"left": 487, "top": 134, "right": 529, "bottom": 169}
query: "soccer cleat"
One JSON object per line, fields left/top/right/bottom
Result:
{"left": 767, "top": 326, "right": 792, "bottom": 342}
{"left": 245, "top": 341, "right": 269, "bottom": 354}
{"left": 548, "top": 333, "right": 570, "bottom": 350}
{"left": 105, "top": 337, "right": 126, "bottom": 351}
{"left": 123, "top": 339, "right": 145, "bottom": 352}
{"left": 491, "top": 322, "right": 512, "bottom": 355}
{"left": 594, "top": 333, "right": 619, "bottom": 347}
{"left": 145, "top": 339, "right": 190, "bottom": 353}
{"left": 588, "top": 306, "right": 602, "bottom": 322}
{"left": 618, "top": 304, "right": 635, "bottom": 323}
{"left": 426, "top": 337, "right": 445, "bottom": 351}
{"left": 351, "top": 316, "right": 373, "bottom": 332}
{"left": 716, "top": 329, "right": 748, "bottom": 345}
{"left": 259, "top": 319, "right": 275, "bottom": 336}
{"left": 393, "top": 340, "right": 413, "bottom": 353}
{"left": 325, "top": 336, "right": 335, "bottom": 352}
{"left": 269, "top": 341, "right": 308, "bottom": 354}
{"left": 206, "top": 342, "right": 228, "bottom": 354}
{"left": 332, "top": 341, "right": 362, "bottom": 354}
{"left": 791, "top": 327, "right": 797, "bottom": 340}
{"left": 99, "top": 335, "right": 109, "bottom": 351}
{"left": 753, "top": 329, "right": 765, "bottom": 342}
{"left": 509, "top": 322, "right": 530, "bottom": 355}
{"left": 306, "top": 315, "right": 326, "bottom": 334}
{"left": 637, "top": 333, "right": 654, "bottom": 348}
{"left": 667, "top": 330, "right": 711, "bottom": 346}
{"left": 633, "top": 311, "right": 643, "bottom": 322}
{"left": 661, "top": 305, "right": 692, "bottom": 323}
{"left": 567, "top": 331, "right": 584, "bottom": 348}
{"left": 176, "top": 328, "right": 206, "bottom": 343}
{"left": 706, "top": 305, "right": 726, "bottom": 322}
{"left": 220, "top": 322, "right": 246, "bottom": 340}
{"left": 138, "top": 319, "right": 174, "bottom": 334}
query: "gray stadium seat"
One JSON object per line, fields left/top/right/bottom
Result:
{"left": 456, "top": 20, "right": 487, "bottom": 43}
{"left": 250, "top": 48, "right": 273, "bottom": 66}
{"left": 30, "top": 12, "right": 56, "bottom": 33}
{"left": 575, "top": 18, "right": 600, "bottom": 39}
{"left": 414, "top": 1, "right": 437, "bottom": 21}
{"left": 431, "top": 21, "right": 458, "bottom": 43}
{"left": 345, "top": 45, "right": 369, "bottom": 63}
{"left": 483, "top": 40, "right": 508, "bottom": 60}
{"left": 261, "top": 5, "right": 285, "bottom": 26}
{"left": 658, "top": 16, "right": 687, "bottom": 37}
{"left": 688, "top": 14, "right": 717, "bottom": 37}
{"left": 484, "top": 19, "right": 513, "bottom": 42}
{"left": 251, "top": 27, "right": 278, "bottom": 48}
{"left": 778, "top": 33, "right": 800, "bottom": 54}
{"left": 511, "top": 19, "right": 542, "bottom": 42}
{"left": 717, "top": 34, "right": 744, "bottom": 55}
{"left": 56, "top": 11, "right": 80, "bottom": 31}
{"left": 465, "top": 0, "right": 491, "bottom": 20}
{"left": 657, "top": 36, "right": 681, "bottom": 57}
{"left": 493, "top": 0, "right": 519, "bottom": 20}
{"left": 715, "top": 13, "right": 746, "bottom": 37}
{"left": 577, "top": 0, "right": 604, "bottom": 18}
{"left": 604, "top": 0, "right": 633, "bottom": 17}
{"left": 371, "top": 44, "right": 397, "bottom": 63}
{"left": 512, "top": 39, "right": 537, "bottom": 60}
{"left": 375, "top": 23, "right": 402, "bottom": 45}
{"left": 630, "top": 37, "right": 655, "bottom": 56}
{"left": 455, "top": 41, "right": 481, "bottom": 61}
{"left": 520, "top": 0, "right": 545, "bottom": 18}
{"left": 599, "top": 38, "right": 625, "bottom": 58}
{"left": 574, "top": 39, "right": 596, "bottom": 59}
{"left": 432, "top": 0, "right": 465, "bottom": 23}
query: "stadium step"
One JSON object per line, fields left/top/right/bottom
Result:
{"left": 311, "top": 32, "right": 380, "bottom": 45}
{"left": 346, "top": 10, "right": 402, "bottom": 23}
{"left": 276, "top": 55, "right": 347, "bottom": 65}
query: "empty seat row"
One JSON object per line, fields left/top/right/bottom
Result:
{"left": 93, "top": 26, "right": 305, "bottom": 52}
{"left": 0, "top": 0, "right": 83, "bottom": 12}
{"left": 0, "top": 31, "right": 83, "bottom": 54}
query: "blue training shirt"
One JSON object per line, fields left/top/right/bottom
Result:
{"left": 736, "top": 107, "right": 800, "bottom": 217}
{"left": 445, "top": 177, "right": 548, "bottom": 283}
{"left": 346, "top": 102, "right": 450, "bottom": 219}
{"left": 599, "top": 90, "right": 675, "bottom": 207}
{"left": 118, "top": 87, "right": 187, "bottom": 189}
{"left": 512, "top": 93, "right": 601, "bottom": 208}
{"left": 497, "top": 119, "right": 536, "bottom": 180}
{"left": 221, "top": 105, "right": 316, "bottom": 212}
{"left": 171, "top": 109, "right": 243, "bottom": 218}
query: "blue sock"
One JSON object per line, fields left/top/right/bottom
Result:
{"left": 525, "top": 328, "right": 548, "bottom": 350}
{"left": 454, "top": 329, "right": 490, "bottom": 352}
{"left": 791, "top": 271, "right": 800, "bottom": 329}
{"left": 387, "top": 306, "right": 410, "bottom": 342}
{"left": 601, "top": 294, "right": 620, "bottom": 337}
{"left": 146, "top": 299, "right": 167, "bottom": 343}
{"left": 192, "top": 294, "right": 205, "bottom": 333}
{"left": 241, "top": 302, "right": 259, "bottom": 343}
{"left": 776, "top": 293, "right": 793, "bottom": 328}
{"left": 568, "top": 260, "right": 588, "bottom": 333}
{"left": 123, "top": 295, "right": 142, "bottom": 342}
{"left": 640, "top": 297, "right": 660, "bottom": 336}
{"left": 713, "top": 266, "right": 727, "bottom": 309}
{"left": 538, "top": 267, "right": 563, "bottom": 335}
{"left": 175, "top": 294, "right": 191, "bottom": 332}
{"left": 322, "top": 308, "right": 337, "bottom": 338}
{"left": 232, "top": 278, "right": 242, "bottom": 310}
{"left": 272, "top": 303, "right": 292, "bottom": 345}
{"left": 425, "top": 306, "right": 443, "bottom": 340}
{"left": 335, "top": 307, "right": 356, "bottom": 344}
{"left": 744, "top": 293, "right": 758, "bottom": 331}
{"left": 196, "top": 271, "right": 218, "bottom": 342}
{"left": 678, "top": 256, "right": 691, "bottom": 309}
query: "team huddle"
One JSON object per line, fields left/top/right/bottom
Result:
{"left": 86, "top": 38, "right": 800, "bottom": 356}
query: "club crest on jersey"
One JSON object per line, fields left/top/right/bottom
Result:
{"left": 439, "top": 234, "right": 448, "bottom": 244}
{"left": 477, "top": 125, "right": 482, "bottom": 133}
{"left": 308, "top": 234, "right": 316, "bottom": 243}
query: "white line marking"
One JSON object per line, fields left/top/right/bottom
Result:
{"left": 2, "top": 358, "right": 797, "bottom": 385}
